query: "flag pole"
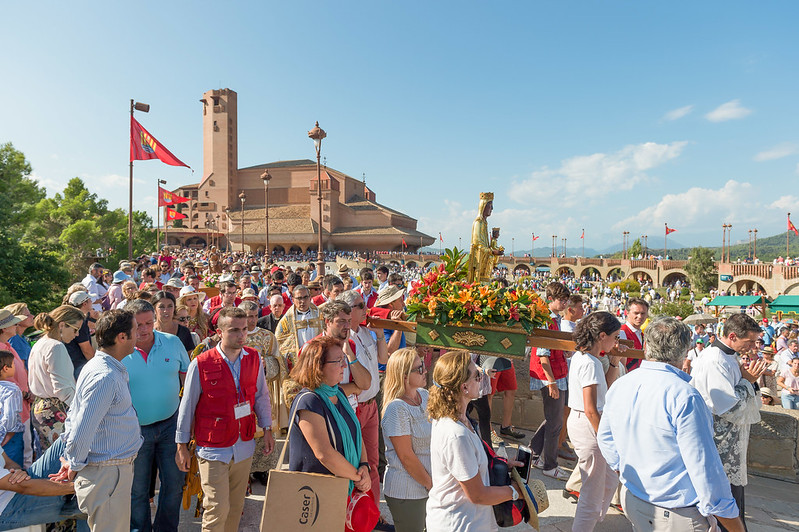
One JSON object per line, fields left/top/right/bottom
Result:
{"left": 664, "top": 223, "right": 668, "bottom": 258}
{"left": 788, "top": 213, "right": 791, "bottom": 258}
{"left": 582, "top": 229, "right": 585, "bottom": 258}
{"left": 531, "top": 233, "right": 534, "bottom": 260}
{"left": 129, "top": 99, "right": 135, "bottom": 260}
{"left": 155, "top": 180, "right": 160, "bottom": 252}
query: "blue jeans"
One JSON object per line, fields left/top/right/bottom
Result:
{"left": 781, "top": 393, "right": 799, "bottom": 409}
{"left": 131, "top": 410, "right": 185, "bottom": 532}
{"left": 2, "top": 432, "right": 22, "bottom": 468}
{"left": 0, "top": 437, "right": 88, "bottom": 531}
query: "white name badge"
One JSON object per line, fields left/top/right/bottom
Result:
{"left": 234, "top": 401, "right": 252, "bottom": 419}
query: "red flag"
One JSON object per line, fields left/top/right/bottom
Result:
{"left": 130, "top": 117, "right": 190, "bottom": 168}
{"left": 439, "top": 232, "right": 443, "bottom": 242}
{"left": 533, "top": 235, "right": 539, "bottom": 241}
{"left": 580, "top": 229, "right": 585, "bottom": 239}
{"left": 666, "top": 225, "right": 676, "bottom": 235}
{"left": 402, "top": 238, "right": 407, "bottom": 247}
{"left": 165, "top": 207, "right": 187, "bottom": 221}
{"left": 789, "top": 216, "right": 799, "bottom": 236}
{"left": 158, "top": 186, "right": 190, "bottom": 207}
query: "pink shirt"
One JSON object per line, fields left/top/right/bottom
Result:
{"left": 780, "top": 368, "right": 799, "bottom": 396}
{"left": 0, "top": 342, "right": 30, "bottom": 423}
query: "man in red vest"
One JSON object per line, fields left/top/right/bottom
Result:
{"left": 620, "top": 298, "right": 649, "bottom": 372}
{"left": 528, "top": 282, "right": 570, "bottom": 480}
{"left": 176, "top": 307, "right": 274, "bottom": 532}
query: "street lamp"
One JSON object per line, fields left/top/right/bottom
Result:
{"left": 512, "top": 237, "right": 515, "bottom": 257}
{"left": 156, "top": 178, "right": 167, "bottom": 250}
{"left": 128, "top": 99, "right": 149, "bottom": 259}
{"left": 552, "top": 235, "right": 557, "bottom": 258}
{"left": 308, "top": 121, "right": 327, "bottom": 278}
{"left": 753, "top": 229, "right": 758, "bottom": 260}
{"left": 225, "top": 207, "right": 230, "bottom": 253}
{"left": 239, "top": 191, "right": 247, "bottom": 253}
{"left": 642, "top": 235, "right": 648, "bottom": 257}
{"left": 261, "top": 169, "right": 272, "bottom": 262}
{"left": 622, "top": 231, "right": 630, "bottom": 259}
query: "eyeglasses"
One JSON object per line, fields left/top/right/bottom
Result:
{"left": 324, "top": 358, "right": 345, "bottom": 365}
{"left": 410, "top": 365, "right": 426, "bottom": 375}
{"left": 295, "top": 295, "right": 311, "bottom": 300}
{"left": 232, "top": 269, "right": 243, "bottom": 273}
{"left": 176, "top": 317, "right": 189, "bottom": 323}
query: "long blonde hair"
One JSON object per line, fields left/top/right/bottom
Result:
{"left": 427, "top": 350, "right": 472, "bottom": 422}
{"left": 382, "top": 348, "right": 422, "bottom": 416}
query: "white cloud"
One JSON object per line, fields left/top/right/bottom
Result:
{"left": 754, "top": 142, "right": 799, "bottom": 161}
{"left": 769, "top": 196, "right": 799, "bottom": 211}
{"left": 663, "top": 105, "right": 693, "bottom": 121}
{"left": 705, "top": 99, "right": 752, "bottom": 122}
{"left": 508, "top": 141, "right": 687, "bottom": 207}
{"left": 613, "top": 180, "right": 758, "bottom": 233}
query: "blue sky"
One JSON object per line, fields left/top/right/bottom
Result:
{"left": 2, "top": 1, "right": 798, "bottom": 253}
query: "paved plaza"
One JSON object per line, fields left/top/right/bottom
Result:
{"left": 177, "top": 431, "right": 799, "bottom": 532}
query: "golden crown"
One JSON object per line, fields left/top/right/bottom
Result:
{"left": 480, "top": 192, "right": 494, "bottom": 201}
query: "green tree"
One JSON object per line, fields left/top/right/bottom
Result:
{"left": 0, "top": 143, "right": 47, "bottom": 238}
{"left": 629, "top": 238, "right": 643, "bottom": 258}
{"left": 685, "top": 247, "right": 717, "bottom": 291}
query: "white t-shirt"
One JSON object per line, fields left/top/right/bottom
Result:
{"left": 426, "top": 417, "right": 497, "bottom": 532}
{"left": 382, "top": 389, "right": 432, "bottom": 499}
{"left": 568, "top": 351, "right": 607, "bottom": 412}
{"left": 0, "top": 447, "right": 15, "bottom": 515}
{"left": 351, "top": 327, "right": 380, "bottom": 402}
{"left": 686, "top": 347, "right": 704, "bottom": 361}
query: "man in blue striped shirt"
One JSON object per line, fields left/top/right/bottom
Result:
{"left": 56, "top": 309, "right": 143, "bottom": 532}
{"left": 598, "top": 317, "right": 744, "bottom": 532}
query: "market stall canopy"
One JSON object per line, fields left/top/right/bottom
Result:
{"left": 768, "top": 295, "right": 799, "bottom": 314}
{"left": 707, "top": 295, "right": 771, "bottom": 307}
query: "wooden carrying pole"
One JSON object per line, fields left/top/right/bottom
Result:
{"left": 367, "top": 317, "right": 646, "bottom": 360}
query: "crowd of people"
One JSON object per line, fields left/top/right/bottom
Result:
{"left": 0, "top": 244, "right": 793, "bottom": 531}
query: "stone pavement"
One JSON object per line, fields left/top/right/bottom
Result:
{"left": 178, "top": 448, "right": 799, "bottom": 531}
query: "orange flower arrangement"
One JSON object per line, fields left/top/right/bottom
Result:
{"left": 406, "top": 248, "right": 551, "bottom": 333}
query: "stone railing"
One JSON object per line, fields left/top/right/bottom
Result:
{"left": 731, "top": 263, "right": 774, "bottom": 279}
{"left": 629, "top": 260, "right": 658, "bottom": 269}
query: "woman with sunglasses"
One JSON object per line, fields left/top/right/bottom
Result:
{"left": 288, "top": 336, "right": 371, "bottom": 497}
{"left": 426, "top": 350, "right": 522, "bottom": 532}
{"left": 27, "top": 306, "right": 85, "bottom": 450}
{"left": 152, "top": 291, "right": 196, "bottom": 353}
{"left": 381, "top": 348, "right": 432, "bottom": 532}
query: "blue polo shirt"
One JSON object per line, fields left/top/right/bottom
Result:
{"left": 123, "top": 331, "right": 190, "bottom": 426}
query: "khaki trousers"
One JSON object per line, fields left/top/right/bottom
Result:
{"left": 568, "top": 411, "right": 618, "bottom": 532}
{"left": 198, "top": 456, "right": 253, "bottom": 532}
{"left": 622, "top": 485, "right": 720, "bottom": 531}
{"left": 74, "top": 462, "right": 134, "bottom": 532}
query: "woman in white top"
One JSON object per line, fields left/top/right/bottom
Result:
{"left": 567, "top": 311, "right": 623, "bottom": 532}
{"left": 27, "top": 305, "right": 84, "bottom": 450}
{"left": 381, "top": 348, "right": 432, "bottom": 532}
{"left": 426, "top": 350, "right": 522, "bottom": 532}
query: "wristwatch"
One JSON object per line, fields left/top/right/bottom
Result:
{"left": 359, "top": 462, "right": 371, "bottom": 472}
{"left": 509, "top": 484, "right": 519, "bottom": 501}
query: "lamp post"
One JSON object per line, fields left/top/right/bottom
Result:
{"left": 128, "top": 99, "right": 149, "bottom": 259}
{"left": 156, "top": 178, "right": 167, "bottom": 250}
{"left": 748, "top": 229, "right": 753, "bottom": 260}
{"left": 308, "top": 121, "right": 327, "bottom": 279}
{"left": 512, "top": 237, "right": 515, "bottom": 257}
{"left": 642, "top": 235, "right": 648, "bottom": 257}
{"left": 239, "top": 191, "right": 246, "bottom": 254}
{"left": 753, "top": 229, "right": 758, "bottom": 260}
{"left": 622, "top": 231, "right": 630, "bottom": 259}
{"left": 224, "top": 207, "right": 230, "bottom": 253}
{"left": 562, "top": 237, "right": 566, "bottom": 257}
{"left": 552, "top": 235, "right": 556, "bottom": 258}
{"left": 261, "top": 169, "right": 272, "bottom": 262}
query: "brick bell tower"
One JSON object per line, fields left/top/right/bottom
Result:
{"left": 198, "top": 89, "right": 238, "bottom": 233}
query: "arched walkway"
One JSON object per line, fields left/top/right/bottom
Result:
{"left": 627, "top": 270, "right": 654, "bottom": 284}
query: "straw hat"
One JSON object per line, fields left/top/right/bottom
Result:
{"left": 0, "top": 310, "right": 22, "bottom": 331}
{"left": 165, "top": 278, "right": 185, "bottom": 289}
{"left": 760, "top": 386, "right": 776, "bottom": 399}
{"left": 178, "top": 286, "right": 206, "bottom": 305}
{"left": 338, "top": 263, "right": 350, "bottom": 275}
{"left": 240, "top": 288, "right": 258, "bottom": 301}
{"left": 374, "top": 286, "right": 405, "bottom": 307}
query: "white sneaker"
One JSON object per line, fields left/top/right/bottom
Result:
{"left": 532, "top": 457, "right": 545, "bottom": 470}
{"left": 543, "top": 466, "right": 569, "bottom": 481}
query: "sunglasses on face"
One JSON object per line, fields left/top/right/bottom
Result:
{"left": 176, "top": 317, "right": 189, "bottom": 323}
{"left": 410, "top": 364, "right": 426, "bottom": 375}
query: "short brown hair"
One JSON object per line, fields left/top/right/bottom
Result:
{"left": 626, "top": 297, "right": 649, "bottom": 311}
{"left": 545, "top": 282, "right": 570, "bottom": 301}
{"left": 290, "top": 336, "right": 341, "bottom": 390}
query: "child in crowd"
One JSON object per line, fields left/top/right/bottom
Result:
{"left": 0, "top": 350, "right": 24, "bottom": 466}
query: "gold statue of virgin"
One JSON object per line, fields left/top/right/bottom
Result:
{"left": 467, "top": 192, "right": 504, "bottom": 283}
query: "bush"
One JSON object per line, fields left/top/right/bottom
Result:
{"left": 609, "top": 279, "right": 641, "bottom": 294}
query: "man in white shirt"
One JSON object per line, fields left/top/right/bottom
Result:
{"left": 690, "top": 314, "right": 767, "bottom": 532}
{"left": 81, "top": 263, "right": 105, "bottom": 313}
{"left": 337, "top": 290, "right": 387, "bottom": 507}
{"left": 777, "top": 339, "right": 799, "bottom": 374}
